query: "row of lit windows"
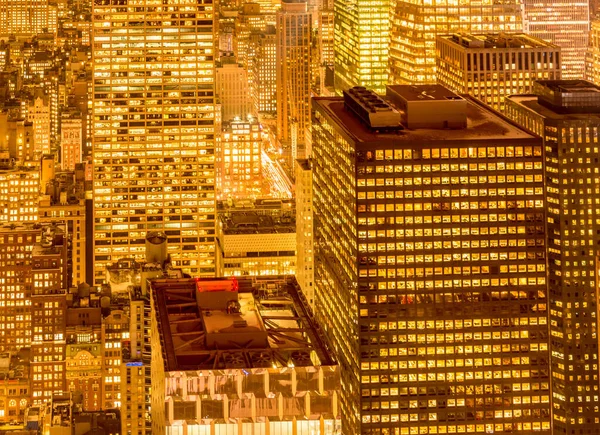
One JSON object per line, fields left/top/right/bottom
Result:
{"left": 361, "top": 146, "right": 542, "bottom": 161}
{"left": 358, "top": 163, "right": 541, "bottom": 178}
{"left": 359, "top": 237, "right": 544, "bottom": 251}
{"left": 359, "top": 317, "right": 545, "bottom": 336}
{"left": 362, "top": 343, "right": 548, "bottom": 358}
{"left": 360, "top": 226, "right": 541, "bottom": 239}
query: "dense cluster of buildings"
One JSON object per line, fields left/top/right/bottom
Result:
{"left": 4, "top": 0, "right": 600, "bottom": 433}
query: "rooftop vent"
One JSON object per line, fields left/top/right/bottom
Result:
{"left": 290, "top": 350, "right": 312, "bottom": 367}
{"left": 343, "top": 87, "right": 403, "bottom": 130}
{"left": 222, "top": 352, "right": 246, "bottom": 368}
{"left": 250, "top": 351, "right": 273, "bottom": 368}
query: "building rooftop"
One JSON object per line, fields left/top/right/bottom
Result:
{"left": 0, "top": 222, "right": 40, "bottom": 234}
{"left": 439, "top": 33, "right": 559, "bottom": 50}
{"left": 313, "top": 92, "right": 536, "bottom": 145}
{"left": 507, "top": 94, "right": 600, "bottom": 121}
{"left": 0, "top": 349, "right": 30, "bottom": 382}
{"left": 218, "top": 199, "right": 295, "bottom": 234}
{"left": 151, "top": 276, "right": 335, "bottom": 371}
{"left": 507, "top": 80, "right": 600, "bottom": 118}
{"left": 388, "top": 84, "right": 463, "bottom": 102}
{"left": 537, "top": 79, "right": 600, "bottom": 94}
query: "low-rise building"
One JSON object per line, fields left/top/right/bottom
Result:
{"left": 0, "top": 349, "right": 31, "bottom": 423}
{"left": 150, "top": 276, "right": 340, "bottom": 434}
{"left": 219, "top": 200, "right": 296, "bottom": 276}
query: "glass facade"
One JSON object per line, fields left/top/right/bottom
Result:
{"left": 389, "top": 0, "right": 522, "bottom": 85}
{"left": 506, "top": 82, "right": 600, "bottom": 435}
{"left": 92, "top": 0, "right": 217, "bottom": 284}
{"left": 217, "top": 120, "right": 262, "bottom": 199}
{"left": 586, "top": 21, "right": 600, "bottom": 86}
{"left": 522, "top": 0, "right": 589, "bottom": 80}
{"left": 276, "top": 0, "right": 311, "bottom": 157}
{"left": 312, "top": 94, "right": 552, "bottom": 434}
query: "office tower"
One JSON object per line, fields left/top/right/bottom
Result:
{"left": 150, "top": 276, "right": 340, "bottom": 434}
{"left": 251, "top": 26, "right": 277, "bottom": 115}
{"left": 312, "top": 85, "right": 551, "bottom": 434}
{"left": 102, "top": 305, "right": 127, "bottom": 410}
{"left": 65, "top": 286, "right": 103, "bottom": 411}
{"left": 27, "top": 96, "right": 51, "bottom": 157}
{"left": 217, "top": 7, "right": 235, "bottom": 57}
{"left": 437, "top": 33, "right": 561, "bottom": 113}
{"left": 334, "top": 0, "right": 388, "bottom": 93}
{"left": 217, "top": 118, "right": 263, "bottom": 199}
{"left": 276, "top": 0, "right": 311, "bottom": 163}
{"left": 522, "top": 0, "right": 589, "bottom": 79}
{"left": 296, "top": 159, "right": 314, "bottom": 308}
{"left": 39, "top": 167, "right": 87, "bottom": 288}
{"left": 0, "top": 114, "right": 36, "bottom": 165}
{"left": 0, "top": 224, "right": 37, "bottom": 353}
{"left": 215, "top": 62, "right": 253, "bottom": 122}
{"left": 92, "top": 0, "right": 217, "bottom": 285}
{"left": 317, "top": 9, "right": 334, "bottom": 94}
{"left": 0, "top": 224, "right": 69, "bottom": 404}
{"left": 0, "top": 165, "right": 39, "bottom": 223}
{"left": 389, "top": 1, "right": 522, "bottom": 85}
{"left": 234, "top": 3, "right": 270, "bottom": 69}
{"left": 220, "top": 200, "right": 296, "bottom": 276}
{"left": 505, "top": 80, "right": 600, "bottom": 435}
{"left": 30, "top": 226, "right": 68, "bottom": 405}
{"left": 586, "top": 20, "right": 600, "bottom": 85}
{"left": 60, "top": 116, "right": 82, "bottom": 171}
{"left": 31, "top": 292, "right": 66, "bottom": 404}
{"left": 0, "top": 0, "right": 49, "bottom": 36}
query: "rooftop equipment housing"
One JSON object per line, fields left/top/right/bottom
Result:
{"left": 343, "top": 86, "right": 403, "bottom": 130}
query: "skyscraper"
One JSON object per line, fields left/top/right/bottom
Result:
{"left": 276, "top": 0, "right": 311, "bottom": 163}
{"left": 334, "top": 0, "right": 389, "bottom": 93}
{"left": 0, "top": 0, "right": 49, "bottom": 36}
{"left": 250, "top": 26, "right": 277, "bottom": 115}
{"left": 436, "top": 33, "right": 561, "bottom": 113}
{"left": 522, "top": 0, "right": 590, "bottom": 79}
{"left": 505, "top": 80, "right": 600, "bottom": 435}
{"left": 296, "top": 158, "right": 314, "bottom": 308}
{"left": 215, "top": 61, "right": 253, "bottom": 122}
{"left": 312, "top": 85, "right": 551, "bottom": 434}
{"left": 586, "top": 20, "right": 600, "bottom": 85}
{"left": 217, "top": 118, "right": 263, "bottom": 199}
{"left": 92, "top": 0, "right": 217, "bottom": 284}
{"left": 389, "top": 0, "right": 522, "bottom": 84}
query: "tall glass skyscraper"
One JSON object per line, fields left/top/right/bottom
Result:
{"left": 389, "top": 0, "right": 522, "bottom": 84}
{"left": 506, "top": 80, "right": 600, "bottom": 435}
{"left": 91, "top": 0, "right": 217, "bottom": 284}
{"left": 313, "top": 85, "right": 552, "bottom": 434}
{"left": 334, "top": 0, "right": 390, "bottom": 93}
{"left": 276, "top": 0, "right": 312, "bottom": 161}
{"left": 522, "top": 0, "right": 589, "bottom": 79}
